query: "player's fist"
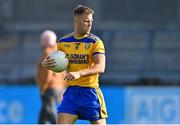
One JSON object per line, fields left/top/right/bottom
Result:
{"left": 42, "top": 56, "right": 56, "bottom": 70}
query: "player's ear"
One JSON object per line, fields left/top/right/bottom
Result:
{"left": 74, "top": 16, "right": 77, "bottom": 23}
{"left": 74, "top": 15, "right": 81, "bottom": 25}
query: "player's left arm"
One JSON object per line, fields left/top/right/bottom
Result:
{"left": 80, "top": 54, "right": 105, "bottom": 75}
{"left": 64, "top": 54, "right": 105, "bottom": 81}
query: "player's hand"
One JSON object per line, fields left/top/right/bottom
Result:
{"left": 64, "top": 72, "right": 81, "bottom": 81}
{"left": 42, "top": 56, "right": 56, "bottom": 70}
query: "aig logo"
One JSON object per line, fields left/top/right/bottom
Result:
{"left": 125, "top": 88, "right": 180, "bottom": 124}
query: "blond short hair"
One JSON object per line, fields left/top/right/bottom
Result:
{"left": 73, "top": 5, "right": 94, "bottom": 17}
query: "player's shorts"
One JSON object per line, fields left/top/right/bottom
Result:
{"left": 57, "top": 86, "right": 108, "bottom": 121}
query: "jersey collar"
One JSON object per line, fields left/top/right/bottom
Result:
{"left": 73, "top": 32, "right": 89, "bottom": 39}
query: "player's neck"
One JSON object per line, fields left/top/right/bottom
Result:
{"left": 74, "top": 30, "right": 88, "bottom": 38}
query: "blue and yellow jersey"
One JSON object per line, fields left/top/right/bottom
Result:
{"left": 57, "top": 32, "right": 105, "bottom": 88}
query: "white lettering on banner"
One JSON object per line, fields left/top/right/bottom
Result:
{"left": 8, "top": 100, "right": 23, "bottom": 123}
{"left": 0, "top": 100, "right": 24, "bottom": 123}
{"left": 131, "top": 95, "right": 179, "bottom": 123}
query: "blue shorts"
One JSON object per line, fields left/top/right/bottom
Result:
{"left": 57, "top": 86, "right": 108, "bottom": 121}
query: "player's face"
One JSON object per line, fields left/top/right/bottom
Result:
{"left": 75, "top": 13, "right": 93, "bottom": 35}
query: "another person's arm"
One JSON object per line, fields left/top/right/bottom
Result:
{"left": 36, "top": 49, "right": 56, "bottom": 94}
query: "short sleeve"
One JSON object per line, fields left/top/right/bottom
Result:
{"left": 92, "top": 39, "right": 105, "bottom": 56}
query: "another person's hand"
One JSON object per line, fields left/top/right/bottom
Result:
{"left": 42, "top": 56, "right": 56, "bottom": 70}
{"left": 64, "top": 72, "right": 81, "bottom": 81}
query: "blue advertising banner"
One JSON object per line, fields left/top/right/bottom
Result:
{"left": 0, "top": 85, "right": 41, "bottom": 124}
{"left": 125, "top": 87, "right": 180, "bottom": 124}
{"left": 0, "top": 85, "right": 125, "bottom": 124}
{"left": 1, "top": 85, "right": 179, "bottom": 124}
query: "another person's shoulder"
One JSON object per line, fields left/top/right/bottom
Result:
{"left": 58, "top": 33, "right": 74, "bottom": 43}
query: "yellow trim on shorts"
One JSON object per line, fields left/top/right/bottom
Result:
{"left": 95, "top": 88, "right": 108, "bottom": 119}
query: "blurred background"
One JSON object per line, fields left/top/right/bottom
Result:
{"left": 0, "top": 0, "right": 180, "bottom": 124}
